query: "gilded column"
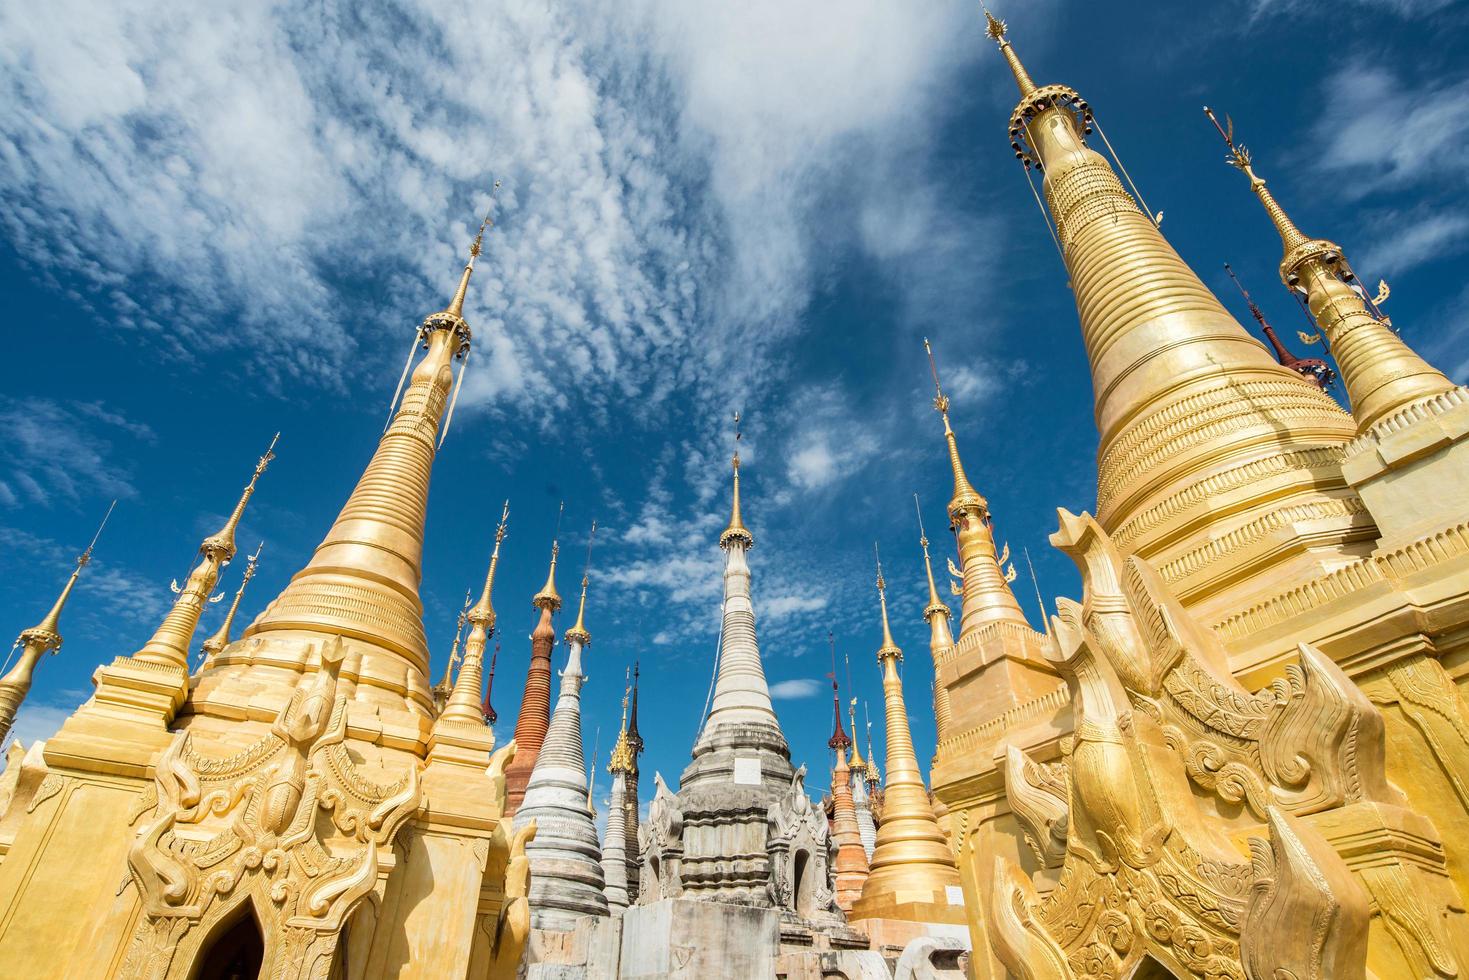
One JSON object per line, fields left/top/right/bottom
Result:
{"left": 984, "top": 12, "right": 1364, "bottom": 615}
{"left": 512, "top": 533, "right": 609, "bottom": 930}
{"left": 0, "top": 507, "right": 108, "bottom": 745}
{"left": 850, "top": 552, "right": 963, "bottom": 925}
{"left": 504, "top": 537, "right": 560, "bottom": 816}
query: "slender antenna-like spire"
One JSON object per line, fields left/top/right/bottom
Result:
{"left": 441, "top": 501, "right": 509, "bottom": 725}
{"left": 447, "top": 180, "right": 500, "bottom": 318}
{"left": 1207, "top": 106, "right": 1454, "bottom": 430}
{"left": 874, "top": 544, "right": 901, "bottom": 662}
{"left": 609, "top": 668, "right": 635, "bottom": 773}
{"left": 627, "top": 660, "right": 643, "bottom": 757}
{"left": 863, "top": 701, "right": 880, "bottom": 785}
{"left": 924, "top": 339, "right": 986, "bottom": 524}
{"left": 433, "top": 590, "right": 473, "bottom": 710}
{"left": 828, "top": 631, "right": 852, "bottom": 752}
{"left": 981, "top": 3, "right": 1038, "bottom": 97}
{"left": 587, "top": 726, "right": 601, "bottom": 810}
{"left": 484, "top": 641, "right": 500, "bottom": 724}
{"left": 1224, "top": 262, "right": 1334, "bottom": 390}
{"left": 720, "top": 411, "right": 754, "bottom": 549}
{"left": 1023, "top": 546, "right": 1050, "bottom": 638}
{"left": 915, "top": 495, "right": 955, "bottom": 744}
{"left": 200, "top": 541, "right": 264, "bottom": 665}
{"left": 848, "top": 697, "right": 866, "bottom": 771}
{"left": 0, "top": 503, "right": 113, "bottom": 745}
{"left": 564, "top": 521, "right": 597, "bottom": 648}
{"left": 136, "top": 435, "right": 276, "bottom": 669}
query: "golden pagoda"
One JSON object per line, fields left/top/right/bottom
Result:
{"left": 848, "top": 547, "right": 964, "bottom": 939}
{"left": 930, "top": 9, "right": 1469, "bottom": 979}
{"left": 0, "top": 210, "right": 534, "bottom": 979}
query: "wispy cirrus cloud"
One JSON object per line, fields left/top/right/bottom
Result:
{"left": 0, "top": 398, "right": 153, "bottom": 508}
{"left": 769, "top": 678, "right": 823, "bottom": 700}
{"left": 0, "top": 0, "right": 996, "bottom": 433}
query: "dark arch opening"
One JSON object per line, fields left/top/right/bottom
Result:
{"left": 792, "top": 849, "right": 811, "bottom": 913}
{"left": 191, "top": 904, "right": 264, "bottom": 980}
{"left": 1130, "top": 955, "right": 1183, "bottom": 980}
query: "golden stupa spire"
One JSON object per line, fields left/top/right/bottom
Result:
{"left": 447, "top": 182, "right": 498, "bottom": 318}
{"left": 137, "top": 434, "right": 276, "bottom": 669}
{"left": 848, "top": 697, "right": 867, "bottom": 772}
{"left": 433, "top": 590, "right": 473, "bottom": 710}
{"left": 864, "top": 704, "right": 880, "bottom": 785}
{"left": 1206, "top": 107, "right": 1455, "bottom": 431}
{"left": 608, "top": 669, "right": 635, "bottom": 774}
{"left": 915, "top": 495, "right": 956, "bottom": 743}
{"left": 981, "top": 3, "right": 1037, "bottom": 97}
{"left": 851, "top": 541, "right": 963, "bottom": 922}
{"left": 923, "top": 340, "right": 1028, "bottom": 636}
{"left": 564, "top": 521, "right": 597, "bottom": 647}
{"left": 440, "top": 500, "right": 509, "bottom": 725}
{"left": 246, "top": 202, "right": 493, "bottom": 697}
{"left": 0, "top": 503, "right": 112, "bottom": 745}
{"left": 533, "top": 503, "right": 564, "bottom": 613}
{"left": 720, "top": 411, "right": 754, "bottom": 550}
{"left": 200, "top": 541, "right": 264, "bottom": 666}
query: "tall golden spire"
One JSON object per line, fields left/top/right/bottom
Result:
{"left": 440, "top": 500, "right": 508, "bottom": 725}
{"left": 137, "top": 435, "right": 276, "bottom": 669}
{"left": 851, "top": 545, "right": 963, "bottom": 922}
{"left": 915, "top": 496, "right": 955, "bottom": 744}
{"left": 199, "top": 541, "right": 263, "bottom": 667}
{"left": 982, "top": 6, "right": 1037, "bottom": 97}
{"left": 924, "top": 340, "right": 1029, "bottom": 636}
{"left": 245, "top": 205, "right": 488, "bottom": 696}
{"left": 0, "top": 503, "right": 112, "bottom": 745}
{"left": 720, "top": 412, "right": 754, "bottom": 550}
{"left": 1206, "top": 108, "right": 1455, "bottom": 432}
{"left": 564, "top": 522, "right": 597, "bottom": 648}
{"left": 433, "top": 590, "right": 473, "bottom": 711}
{"left": 983, "top": 9, "right": 1360, "bottom": 617}
{"left": 848, "top": 698, "right": 866, "bottom": 772}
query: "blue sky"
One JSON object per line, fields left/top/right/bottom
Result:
{"left": 2, "top": 0, "right": 1467, "bottom": 812}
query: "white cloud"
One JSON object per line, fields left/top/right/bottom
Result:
{"left": 1252, "top": 0, "right": 1458, "bottom": 17}
{"left": 769, "top": 678, "right": 822, "bottom": 700}
{"left": 0, "top": 398, "right": 153, "bottom": 507}
{"left": 1309, "top": 67, "right": 1469, "bottom": 197}
{"left": 1359, "top": 213, "right": 1469, "bottom": 278}
{"left": 763, "top": 595, "right": 830, "bottom": 622}
{"left": 784, "top": 384, "right": 881, "bottom": 493}
{"left": 0, "top": 0, "right": 993, "bottom": 429}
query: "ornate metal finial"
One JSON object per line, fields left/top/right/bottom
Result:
{"left": 721, "top": 411, "right": 754, "bottom": 550}
{"left": 14, "top": 501, "right": 114, "bottom": 656}
{"left": 534, "top": 503, "right": 564, "bottom": 612}
{"left": 924, "top": 337, "right": 951, "bottom": 421}
{"left": 979, "top": 3, "right": 1038, "bottom": 96}
{"left": 915, "top": 493, "right": 951, "bottom": 624}
{"left": 1204, "top": 106, "right": 1314, "bottom": 260}
{"left": 564, "top": 520, "right": 597, "bottom": 647}
{"left": 874, "top": 543, "right": 902, "bottom": 663}
{"left": 982, "top": 1, "right": 1007, "bottom": 41}
{"left": 827, "top": 630, "right": 852, "bottom": 753}
{"left": 468, "top": 179, "right": 502, "bottom": 263}
{"left": 1203, "top": 106, "right": 1256, "bottom": 182}
{"left": 203, "top": 432, "right": 278, "bottom": 563}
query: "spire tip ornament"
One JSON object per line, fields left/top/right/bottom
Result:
{"left": 720, "top": 411, "right": 754, "bottom": 550}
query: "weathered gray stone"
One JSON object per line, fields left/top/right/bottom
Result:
{"left": 619, "top": 898, "right": 779, "bottom": 979}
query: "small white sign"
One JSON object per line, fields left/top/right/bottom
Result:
{"left": 945, "top": 885, "right": 966, "bottom": 906}
{"left": 733, "top": 756, "right": 762, "bottom": 785}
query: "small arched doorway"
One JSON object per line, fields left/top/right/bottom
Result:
{"left": 190, "top": 903, "right": 265, "bottom": 980}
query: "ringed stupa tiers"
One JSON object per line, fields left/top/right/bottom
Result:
{"left": 504, "top": 529, "right": 562, "bottom": 815}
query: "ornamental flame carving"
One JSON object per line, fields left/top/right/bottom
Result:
{"left": 119, "top": 636, "right": 422, "bottom": 980}
{"left": 987, "top": 511, "right": 1372, "bottom": 980}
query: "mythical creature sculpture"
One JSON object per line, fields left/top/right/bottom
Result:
{"left": 986, "top": 513, "right": 1374, "bottom": 980}
{"left": 765, "top": 765, "right": 839, "bottom": 919}
{"left": 118, "top": 637, "right": 422, "bottom": 980}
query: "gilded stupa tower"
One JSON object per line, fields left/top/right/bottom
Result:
{"left": 986, "top": 13, "right": 1368, "bottom": 622}
{"left": 504, "top": 530, "right": 562, "bottom": 815}
{"left": 0, "top": 209, "right": 535, "bottom": 980}
{"left": 432, "top": 590, "right": 472, "bottom": 713}
{"left": 513, "top": 525, "right": 609, "bottom": 930}
{"left": 0, "top": 505, "right": 110, "bottom": 747}
{"left": 849, "top": 549, "right": 963, "bottom": 927}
